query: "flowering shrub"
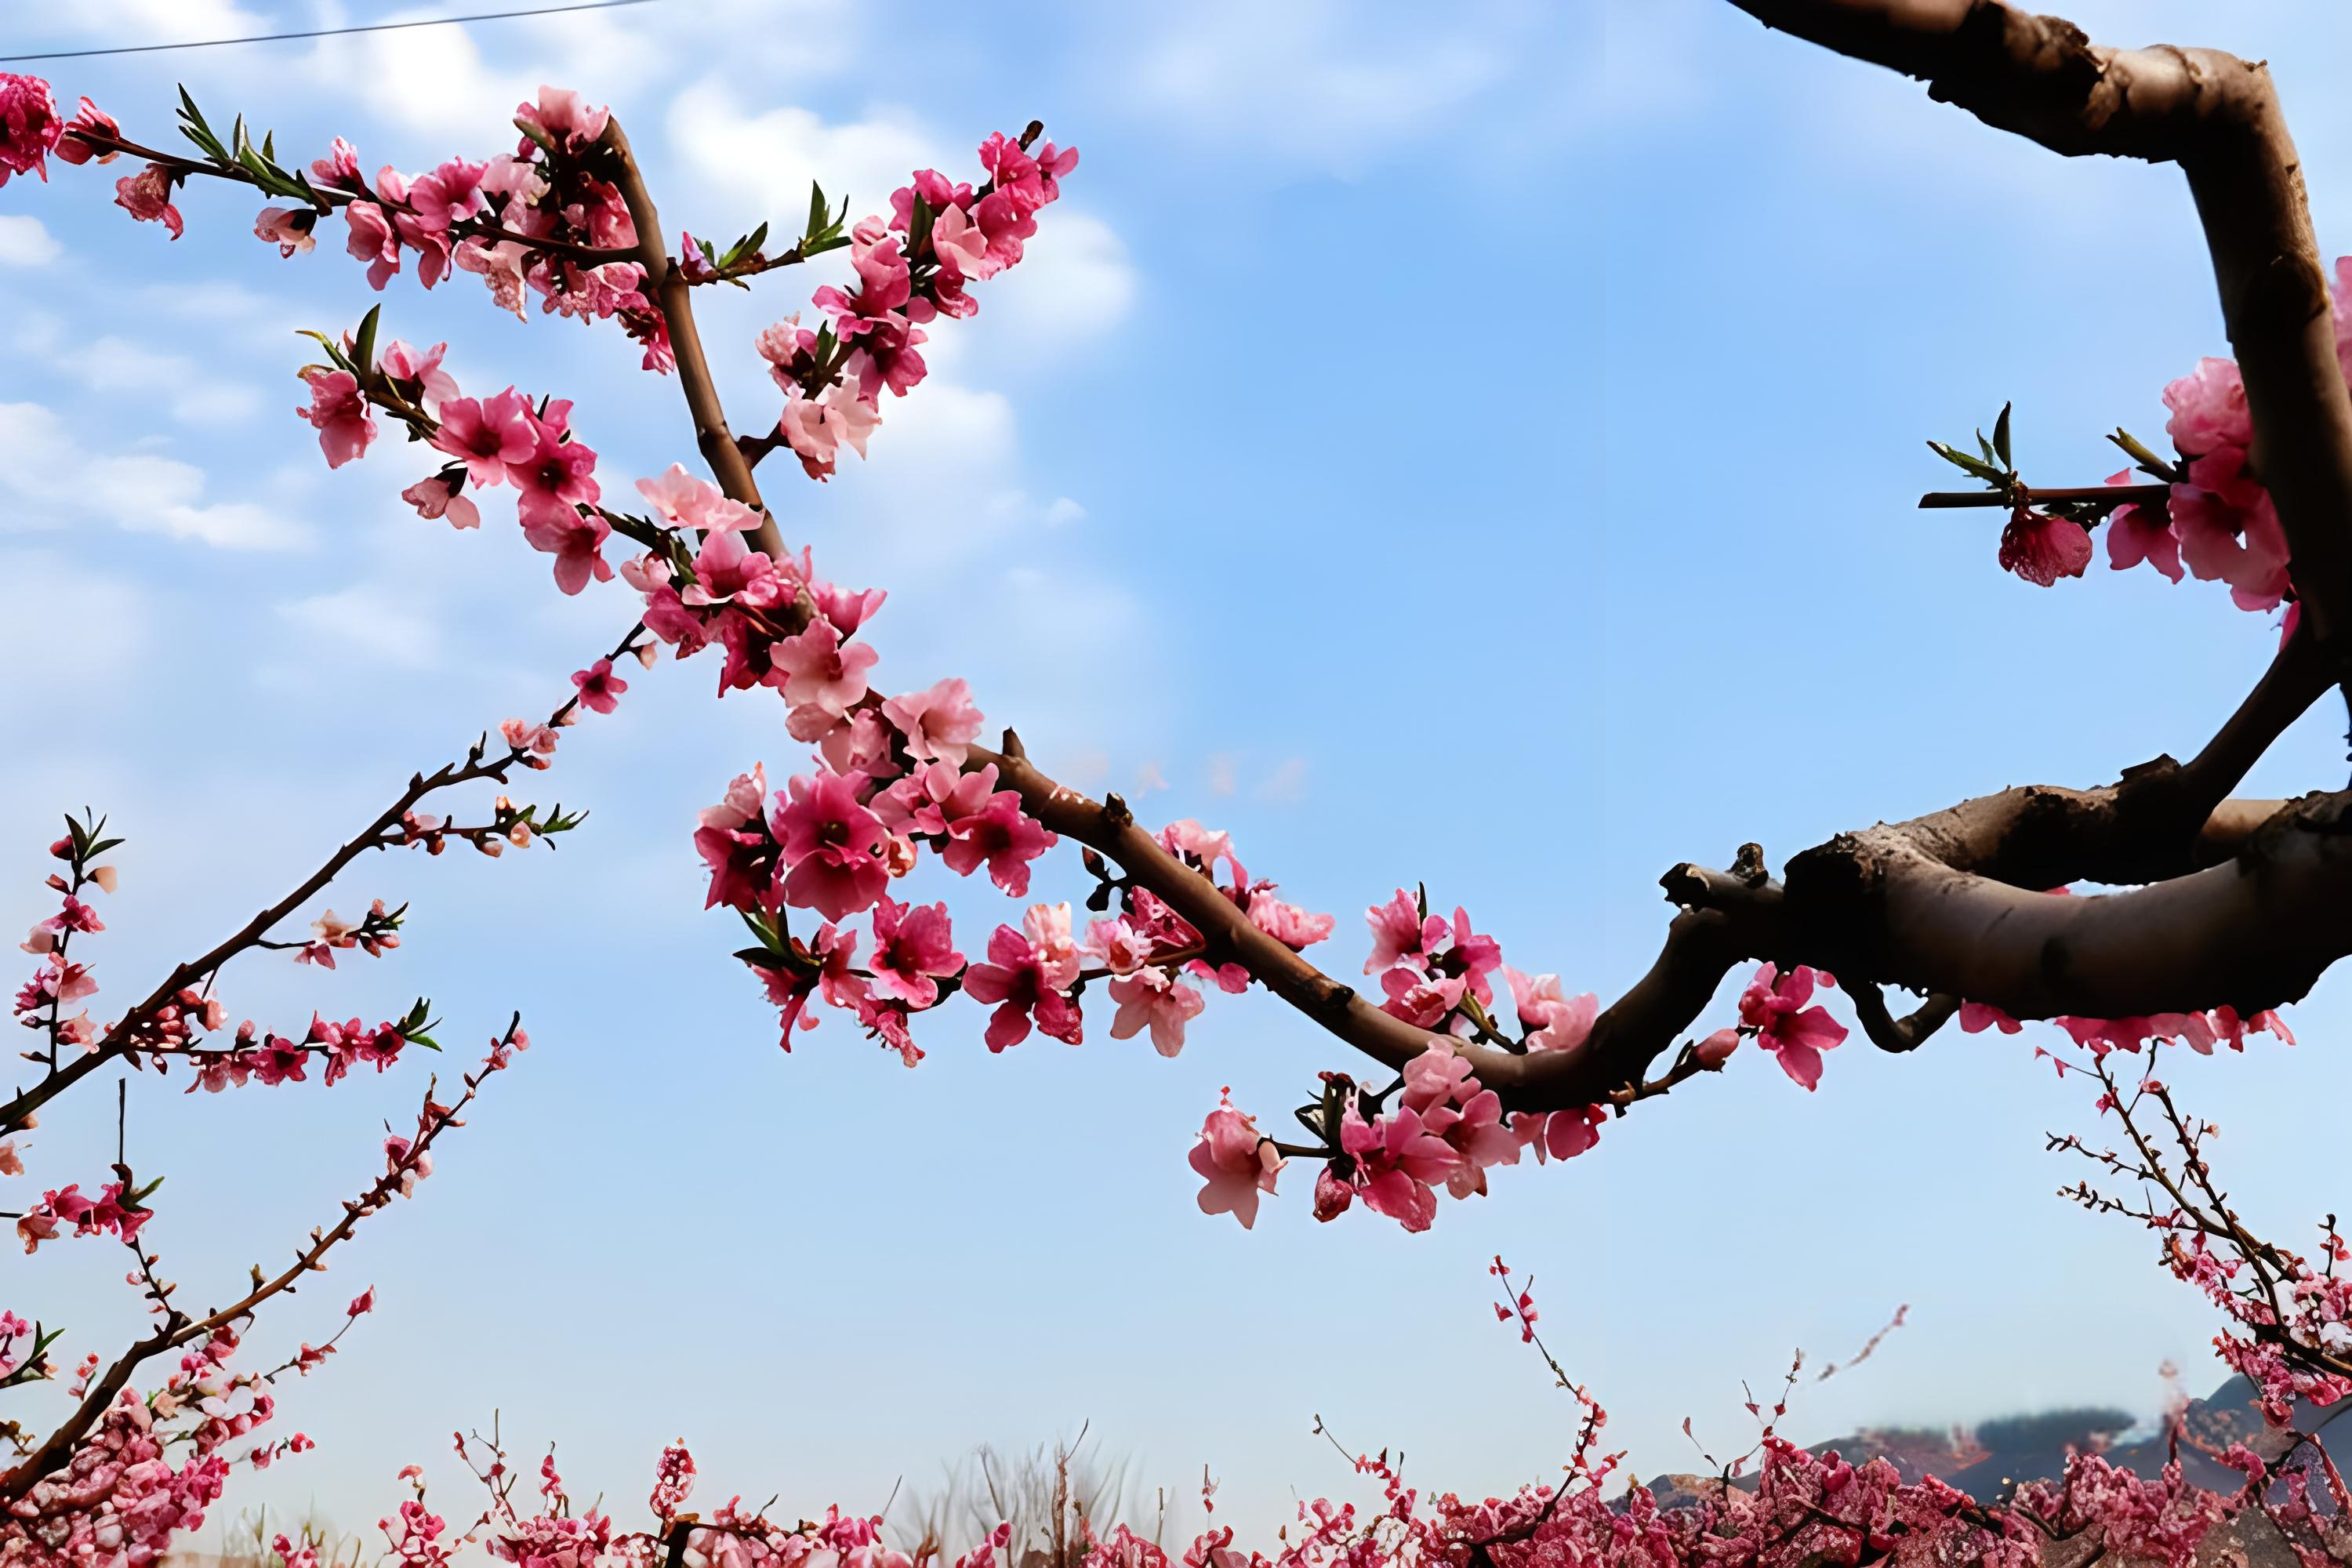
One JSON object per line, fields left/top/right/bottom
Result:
{"left": 12, "top": 0, "right": 2352, "bottom": 1563}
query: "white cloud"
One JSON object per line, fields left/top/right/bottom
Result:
{"left": 0, "top": 402, "right": 311, "bottom": 551}
{"left": 65, "top": 337, "right": 264, "bottom": 427}
{"left": 668, "top": 84, "right": 942, "bottom": 230}
{"left": 277, "top": 586, "right": 442, "bottom": 670}
{"left": 1127, "top": 0, "right": 1512, "bottom": 170}
{"left": 980, "top": 212, "right": 1137, "bottom": 353}
{"left": 0, "top": 216, "right": 61, "bottom": 268}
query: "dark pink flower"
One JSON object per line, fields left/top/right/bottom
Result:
{"left": 866, "top": 897, "right": 962, "bottom": 1008}
{"left": 771, "top": 771, "right": 888, "bottom": 921}
{"left": 941, "top": 788, "right": 1056, "bottom": 896}
{"left": 1738, "top": 962, "right": 1846, "bottom": 1091}
{"left": 0, "top": 74, "right": 64, "bottom": 187}
{"left": 430, "top": 388, "right": 539, "bottom": 487}
{"left": 1998, "top": 509, "right": 2092, "bottom": 586}
{"left": 49, "top": 96, "right": 117, "bottom": 168}
{"left": 570, "top": 658, "right": 628, "bottom": 714}
{"left": 960, "top": 904, "right": 1082, "bottom": 1051}
{"left": 114, "top": 162, "right": 183, "bottom": 238}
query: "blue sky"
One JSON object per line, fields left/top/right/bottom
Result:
{"left": 7, "top": 0, "right": 2352, "bottom": 1547}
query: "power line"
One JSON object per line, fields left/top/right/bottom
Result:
{"left": 0, "top": 0, "right": 661, "bottom": 65}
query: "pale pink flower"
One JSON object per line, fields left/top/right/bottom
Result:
{"left": 1364, "top": 888, "right": 1425, "bottom": 974}
{"left": 1080, "top": 916, "right": 1155, "bottom": 975}
{"left": 297, "top": 368, "right": 376, "bottom": 469}
{"left": 343, "top": 200, "right": 401, "bottom": 289}
{"left": 882, "top": 677, "right": 984, "bottom": 766}
{"left": 699, "top": 764, "right": 768, "bottom": 832}
{"left": 254, "top": 205, "right": 317, "bottom": 256}
{"left": 379, "top": 339, "right": 459, "bottom": 412}
{"left": 1188, "top": 1099, "right": 1280, "bottom": 1229}
{"left": 516, "top": 85, "right": 612, "bottom": 153}
{"left": 401, "top": 473, "right": 481, "bottom": 529}
{"left": 456, "top": 237, "right": 532, "bottom": 318}
{"left": 2163, "top": 355, "right": 2252, "bottom": 455}
{"left": 1401, "top": 1044, "right": 1475, "bottom": 1112}
{"left": 1108, "top": 967, "right": 1204, "bottom": 1057}
{"left": 1380, "top": 967, "right": 1464, "bottom": 1029}
{"left": 773, "top": 619, "right": 878, "bottom": 720}
{"left": 635, "top": 464, "right": 760, "bottom": 532}
{"left": 1247, "top": 891, "right": 1334, "bottom": 949}
{"left": 521, "top": 506, "right": 614, "bottom": 596}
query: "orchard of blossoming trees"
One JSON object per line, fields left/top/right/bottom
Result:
{"left": 7, "top": 0, "right": 2352, "bottom": 1563}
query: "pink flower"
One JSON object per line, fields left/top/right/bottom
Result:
{"left": 516, "top": 85, "right": 611, "bottom": 153}
{"left": 521, "top": 506, "right": 615, "bottom": 596}
{"left": 1694, "top": 1027, "right": 1740, "bottom": 1067}
{"left": 51, "top": 96, "right": 118, "bottom": 166}
{"left": 1401, "top": 1044, "right": 1475, "bottom": 1112}
{"left": 882, "top": 677, "right": 985, "bottom": 767}
{"left": 635, "top": 464, "right": 760, "bottom": 532}
{"left": 1958, "top": 1000, "right": 2022, "bottom": 1035}
{"left": 1998, "top": 509, "right": 2092, "bottom": 586}
{"left": 941, "top": 789, "right": 1057, "bottom": 897}
{"left": 1738, "top": 962, "right": 1847, "bottom": 1091}
{"left": 1188, "top": 1099, "right": 1280, "bottom": 1229}
{"left": 2107, "top": 500, "right": 2183, "bottom": 583}
{"left": 1380, "top": 966, "right": 1463, "bottom": 1028}
{"left": 254, "top": 205, "right": 317, "bottom": 256}
{"left": 875, "top": 760, "right": 996, "bottom": 837}
{"left": 1339, "top": 1102, "right": 1456, "bottom": 1232}
{"left": 1544, "top": 1105, "right": 1606, "bottom": 1160}
{"left": 960, "top": 904, "right": 1083, "bottom": 1051}
{"left": 1107, "top": 968, "right": 1205, "bottom": 1057}
{"left": 1247, "top": 891, "right": 1334, "bottom": 949}
{"left": 570, "top": 658, "right": 628, "bottom": 714}
{"left": 771, "top": 771, "right": 889, "bottom": 921}
{"left": 347, "top": 1287, "right": 376, "bottom": 1316}
{"left": 0, "top": 74, "right": 64, "bottom": 187}
{"left": 1502, "top": 967, "right": 1599, "bottom": 1052}
{"left": 2172, "top": 452, "right": 2292, "bottom": 609}
{"left": 684, "top": 529, "right": 782, "bottom": 609}
{"left": 511, "top": 408, "right": 602, "bottom": 532}
{"left": 1081, "top": 916, "right": 1157, "bottom": 975}
{"left": 1364, "top": 888, "right": 1425, "bottom": 974}
{"left": 773, "top": 618, "right": 878, "bottom": 721}
{"left": 401, "top": 473, "right": 481, "bottom": 529}
{"left": 866, "top": 897, "right": 962, "bottom": 1007}
{"left": 343, "top": 200, "right": 401, "bottom": 289}
{"left": 2163, "top": 356, "right": 2252, "bottom": 455}
{"left": 408, "top": 157, "right": 488, "bottom": 229}
{"left": 297, "top": 369, "right": 376, "bottom": 469}
{"left": 114, "top": 162, "right": 183, "bottom": 238}
{"left": 379, "top": 339, "right": 459, "bottom": 412}
{"left": 429, "top": 388, "right": 539, "bottom": 486}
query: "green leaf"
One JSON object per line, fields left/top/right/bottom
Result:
{"left": 1993, "top": 401, "right": 2013, "bottom": 468}
{"left": 806, "top": 181, "right": 826, "bottom": 237}
{"left": 743, "top": 220, "right": 768, "bottom": 257}
{"left": 906, "top": 194, "right": 934, "bottom": 258}
{"left": 1926, "top": 441, "right": 2005, "bottom": 484}
{"left": 262, "top": 129, "right": 277, "bottom": 162}
{"left": 351, "top": 304, "right": 381, "bottom": 382}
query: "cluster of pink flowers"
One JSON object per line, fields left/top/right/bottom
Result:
{"left": 1984, "top": 270, "right": 2352, "bottom": 627}
{"left": 760, "top": 132, "right": 1077, "bottom": 477}
{"left": 286, "top": 89, "right": 668, "bottom": 367}
{"left": 0, "top": 72, "right": 64, "bottom": 188}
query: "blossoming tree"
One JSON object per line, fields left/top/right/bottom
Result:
{"left": 6, "top": 0, "right": 2352, "bottom": 1563}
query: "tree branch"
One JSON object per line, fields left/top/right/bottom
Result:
{"left": 1726, "top": 0, "right": 2352, "bottom": 680}
{"left": 599, "top": 117, "right": 786, "bottom": 561}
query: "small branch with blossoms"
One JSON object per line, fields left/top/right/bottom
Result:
{"left": 2, "top": 1014, "right": 526, "bottom": 1530}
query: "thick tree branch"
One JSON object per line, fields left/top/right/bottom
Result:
{"left": 1727, "top": 0, "right": 2352, "bottom": 673}
{"left": 599, "top": 117, "right": 786, "bottom": 561}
